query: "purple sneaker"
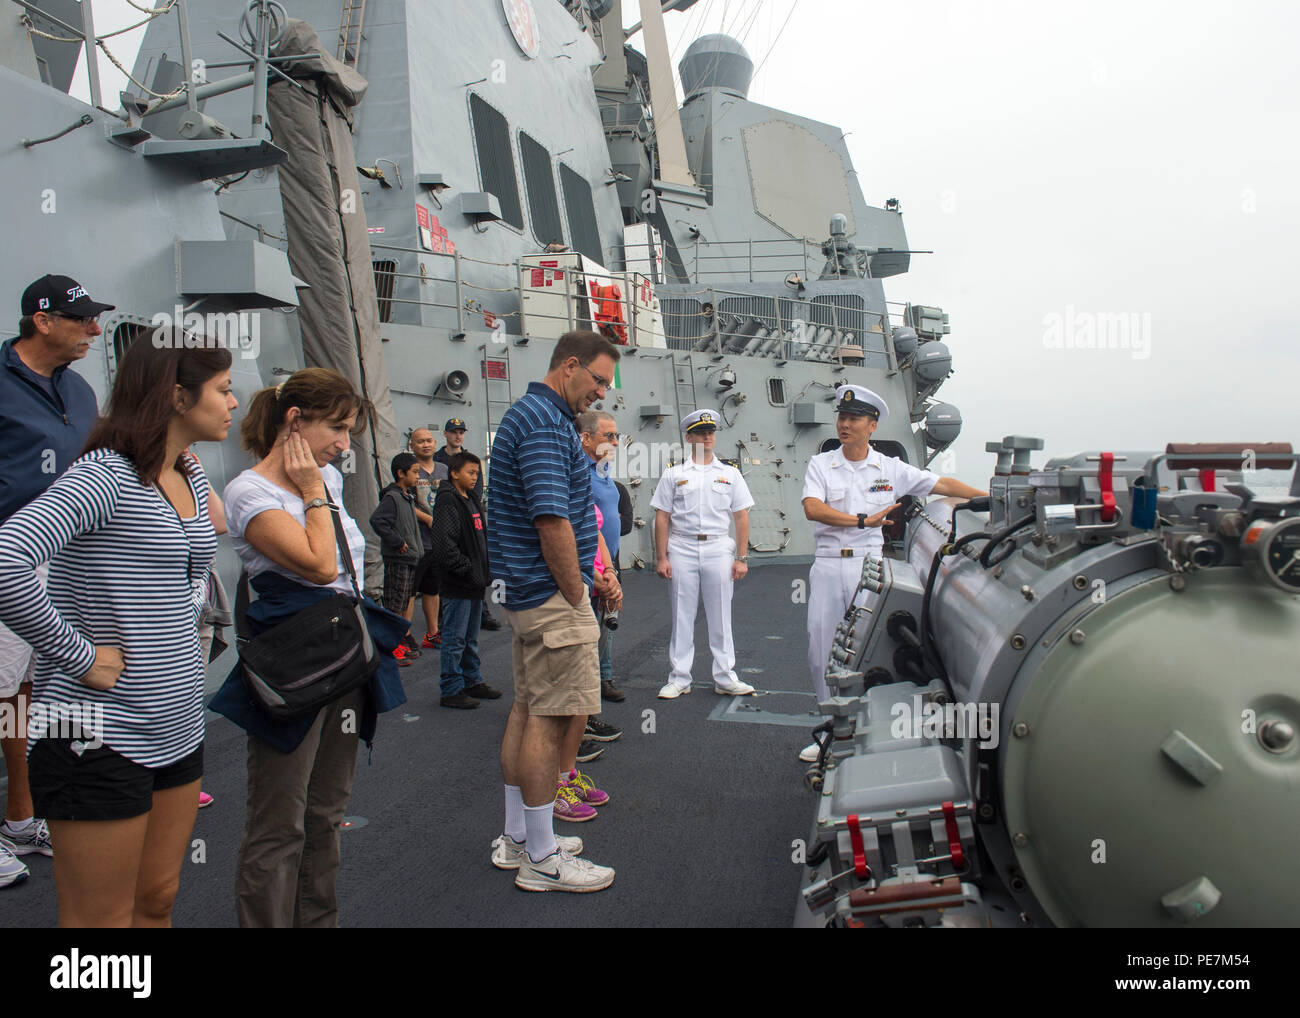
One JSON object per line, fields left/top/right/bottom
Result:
{"left": 553, "top": 783, "right": 597, "bottom": 822}
{"left": 563, "top": 769, "right": 610, "bottom": 807}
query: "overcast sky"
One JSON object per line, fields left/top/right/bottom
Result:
{"left": 74, "top": 0, "right": 1299, "bottom": 485}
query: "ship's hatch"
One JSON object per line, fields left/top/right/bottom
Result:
{"left": 737, "top": 438, "right": 790, "bottom": 553}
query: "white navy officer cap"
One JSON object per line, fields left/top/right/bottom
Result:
{"left": 834, "top": 384, "right": 888, "bottom": 424}
{"left": 681, "top": 408, "right": 720, "bottom": 434}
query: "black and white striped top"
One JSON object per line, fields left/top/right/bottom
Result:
{"left": 0, "top": 448, "right": 216, "bottom": 767}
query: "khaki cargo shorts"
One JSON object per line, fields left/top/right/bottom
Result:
{"left": 505, "top": 588, "right": 601, "bottom": 717}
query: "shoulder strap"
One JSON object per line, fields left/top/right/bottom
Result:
{"left": 235, "top": 503, "right": 364, "bottom": 641}
{"left": 330, "top": 503, "right": 365, "bottom": 604}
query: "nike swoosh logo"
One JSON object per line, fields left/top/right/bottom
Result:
{"left": 527, "top": 863, "right": 564, "bottom": 880}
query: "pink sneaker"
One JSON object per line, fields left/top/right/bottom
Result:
{"left": 563, "top": 769, "right": 610, "bottom": 807}
{"left": 198, "top": 792, "right": 214, "bottom": 809}
{"left": 553, "top": 783, "right": 597, "bottom": 822}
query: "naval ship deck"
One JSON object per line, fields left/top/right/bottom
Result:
{"left": 1, "top": 565, "right": 817, "bottom": 928}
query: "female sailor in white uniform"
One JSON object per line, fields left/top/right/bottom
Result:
{"left": 799, "top": 384, "right": 986, "bottom": 760}
{"left": 651, "top": 409, "right": 756, "bottom": 698}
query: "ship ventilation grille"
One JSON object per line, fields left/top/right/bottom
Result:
{"left": 660, "top": 296, "right": 705, "bottom": 350}
{"left": 373, "top": 260, "right": 396, "bottom": 323}
{"left": 810, "top": 293, "right": 867, "bottom": 332}
{"left": 718, "top": 294, "right": 777, "bottom": 327}
{"left": 777, "top": 293, "right": 868, "bottom": 332}
{"left": 519, "top": 132, "right": 564, "bottom": 248}
{"left": 766, "top": 377, "right": 787, "bottom": 407}
{"left": 469, "top": 94, "right": 524, "bottom": 230}
{"left": 559, "top": 164, "right": 602, "bottom": 265}
{"left": 111, "top": 322, "right": 152, "bottom": 375}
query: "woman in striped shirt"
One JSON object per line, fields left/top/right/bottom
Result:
{"left": 0, "top": 329, "right": 236, "bottom": 927}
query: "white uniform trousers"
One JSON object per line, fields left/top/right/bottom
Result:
{"left": 666, "top": 533, "right": 739, "bottom": 688}
{"left": 806, "top": 556, "right": 880, "bottom": 705}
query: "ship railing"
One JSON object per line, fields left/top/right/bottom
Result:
{"left": 370, "top": 242, "right": 676, "bottom": 347}
{"left": 365, "top": 241, "right": 898, "bottom": 369}
{"left": 620, "top": 237, "right": 826, "bottom": 284}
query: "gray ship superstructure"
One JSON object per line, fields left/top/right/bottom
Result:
{"left": 118, "top": 0, "right": 962, "bottom": 570}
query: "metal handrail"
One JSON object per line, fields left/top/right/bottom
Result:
{"left": 622, "top": 236, "right": 823, "bottom": 283}
{"left": 364, "top": 241, "right": 886, "bottom": 362}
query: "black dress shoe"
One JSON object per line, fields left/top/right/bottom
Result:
{"left": 464, "top": 682, "right": 503, "bottom": 700}
{"left": 600, "top": 679, "right": 625, "bottom": 703}
{"left": 440, "top": 692, "right": 480, "bottom": 709}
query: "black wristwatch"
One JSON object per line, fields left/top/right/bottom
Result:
{"left": 857, "top": 513, "right": 868, "bottom": 529}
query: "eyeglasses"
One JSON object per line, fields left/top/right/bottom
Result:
{"left": 49, "top": 311, "right": 99, "bottom": 327}
{"left": 599, "top": 431, "right": 619, "bottom": 441}
{"left": 580, "top": 364, "right": 613, "bottom": 390}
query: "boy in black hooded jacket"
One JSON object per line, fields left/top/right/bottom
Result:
{"left": 430, "top": 452, "right": 501, "bottom": 708}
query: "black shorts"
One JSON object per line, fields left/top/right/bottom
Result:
{"left": 415, "top": 551, "right": 440, "bottom": 596}
{"left": 28, "top": 736, "right": 204, "bottom": 822}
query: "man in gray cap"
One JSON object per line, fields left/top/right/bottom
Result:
{"left": 651, "top": 409, "right": 756, "bottom": 699}
{"left": 0, "top": 274, "right": 113, "bottom": 885}
{"left": 799, "top": 384, "right": 985, "bottom": 761}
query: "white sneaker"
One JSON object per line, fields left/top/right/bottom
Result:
{"left": 491, "top": 833, "right": 583, "bottom": 870}
{"left": 515, "top": 848, "right": 615, "bottom": 892}
{"left": 2, "top": 819, "right": 52, "bottom": 857}
{"left": 0, "top": 839, "right": 29, "bottom": 889}
{"left": 714, "top": 679, "right": 755, "bottom": 696}
{"left": 798, "top": 742, "right": 820, "bottom": 763}
{"left": 658, "top": 681, "right": 691, "bottom": 699}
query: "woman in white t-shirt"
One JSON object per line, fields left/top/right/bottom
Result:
{"left": 212, "top": 367, "right": 406, "bottom": 928}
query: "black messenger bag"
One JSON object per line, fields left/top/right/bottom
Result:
{"left": 235, "top": 504, "right": 380, "bottom": 720}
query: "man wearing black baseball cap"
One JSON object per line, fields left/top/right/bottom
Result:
{"left": 0, "top": 274, "right": 113, "bottom": 886}
{"left": 435, "top": 418, "right": 478, "bottom": 492}
{"left": 436, "top": 418, "right": 502, "bottom": 630}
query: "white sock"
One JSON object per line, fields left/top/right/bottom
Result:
{"left": 3, "top": 817, "right": 33, "bottom": 833}
{"left": 503, "top": 784, "right": 525, "bottom": 842}
{"left": 523, "top": 801, "right": 557, "bottom": 862}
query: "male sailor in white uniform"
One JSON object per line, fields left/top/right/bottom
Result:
{"left": 799, "top": 384, "right": 986, "bottom": 760}
{"left": 651, "top": 409, "right": 756, "bottom": 698}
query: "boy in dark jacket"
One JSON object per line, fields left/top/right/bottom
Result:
{"left": 369, "top": 452, "right": 423, "bottom": 665}
{"left": 430, "top": 452, "right": 502, "bottom": 708}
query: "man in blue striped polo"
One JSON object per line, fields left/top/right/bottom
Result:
{"left": 487, "top": 331, "right": 623, "bottom": 892}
